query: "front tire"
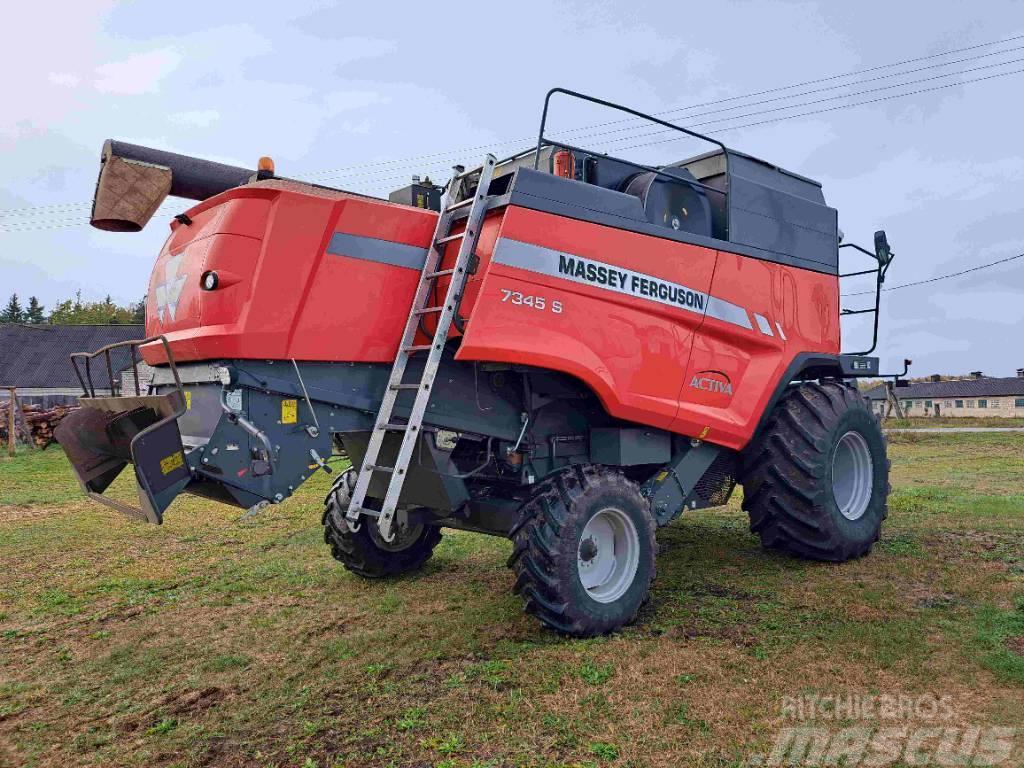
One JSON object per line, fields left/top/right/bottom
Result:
{"left": 322, "top": 469, "right": 442, "bottom": 578}
{"left": 508, "top": 466, "right": 657, "bottom": 637}
{"left": 740, "top": 380, "right": 890, "bottom": 561}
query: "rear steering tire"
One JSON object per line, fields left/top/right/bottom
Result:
{"left": 322, "top": 468, "right": 442, "bottom": 578}
{"left": 508, "top": 466, "right": 657, "bottom": 637}
{"left": 740, "top": 380, "right": 890, "bottom": 561}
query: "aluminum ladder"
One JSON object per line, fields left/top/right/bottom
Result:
{"left": 345, "top": 154, "right": 497, "bottom": 541}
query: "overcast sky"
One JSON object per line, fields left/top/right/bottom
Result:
{"left": 2, "top": 0, "right": 1023, "bottom": 376}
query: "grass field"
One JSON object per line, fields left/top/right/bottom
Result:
{"left": 882, "top": 416, "right": 1024, "bottom": 429}
{"left": 1, "top": 433, "right": 1022, "bottom": 767}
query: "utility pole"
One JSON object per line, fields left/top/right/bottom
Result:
{"left": 6, "top": 387, "right": 15, "bottom": 456}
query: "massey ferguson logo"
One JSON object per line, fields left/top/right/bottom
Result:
{"left": 154, "top": 253, "right": 187, "bottom": 324}
{"left": 690, "top": 371, "right": 734, "bottom": 396}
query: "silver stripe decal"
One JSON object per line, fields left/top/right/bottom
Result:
{"left": 776, "top": 321, "right": 787, "bottom": 341}
{"left": 707, "top": 297, "right": 754, "bottom": 331}
{"left": 492, "top": 237, "right": 753, "bottom": 331}
{"left": 326, "top": 231, "right": 428, "bottom": 270}
{"left": 755, "top": 313, "right": 774, "bottom": 336}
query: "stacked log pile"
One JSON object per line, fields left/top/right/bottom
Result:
{"left": 0, "top": 402, "right": 77, "bottom": 449}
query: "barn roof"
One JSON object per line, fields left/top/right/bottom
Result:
{"left": 864, "top": 376, "right": 1024, "bottom": 400}
{"left": 0, "top": 324, "right": 144, "bottom": 390}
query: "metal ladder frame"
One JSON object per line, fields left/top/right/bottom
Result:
{"left": 345, "top": 154, "right": 498, "bottom": 541}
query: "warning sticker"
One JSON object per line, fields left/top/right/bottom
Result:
{"left": 160, "top": 450, "right": 185, "bottom": 475}
{"left": 281, "top": 398, "right": 298, "bottom": 424}
{"left": 184, "top": 391, "right": 192, "bottom": 410}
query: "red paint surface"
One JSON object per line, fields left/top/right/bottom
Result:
{"left": 142, "top": 187, "right": 839, "bottom": 449}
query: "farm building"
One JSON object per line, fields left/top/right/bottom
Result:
{"left": 0, "top": 323, "right": 148, "bottom": 407}
{"left": 864, "top": 370, "right": 1024, "bottom": 418}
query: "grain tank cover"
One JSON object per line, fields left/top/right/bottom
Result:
{"left": 672, "top": 149, "right": 838, "bottom": 272}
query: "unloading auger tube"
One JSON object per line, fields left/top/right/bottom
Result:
{"left": 57, "top": 87, "right": 896, "bottom": 637}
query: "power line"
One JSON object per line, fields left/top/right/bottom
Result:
{"left": 520, "top": 44, "right": 1024, "bottom": 150}
{"left": 4, "top": 64, "right": 1021, "bottom": 234}
{"left": 5, "top": 31, "right": 1022, "bottom": 219}
{"left": 5, "top": 57, "right": 1024, "bottom": 232}
{"left": 615, "top": 66, "right": 1024, "bottom": 152}
{"left": 303, "top": 32, "right": 1024, "bottom": 181}
{"left": 292, "top": 59, "right": 1024, "bottom": 188}
{"left": 305, "top": 43, "right": 1024, "bottom": 184}
{"left": 598, "top": 56, "right": 1024, "bottom": 148}
{"left": 841, "top": 252, "right": 1024, "bottom": 297}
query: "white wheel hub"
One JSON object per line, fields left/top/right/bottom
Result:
{"left": 577, "top": 507, "right": 640, "bottom": 603}
{"left": 831, "top": 430, "right": 874, "bottom": 521}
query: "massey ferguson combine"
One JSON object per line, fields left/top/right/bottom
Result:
{"left": 57, "top": 90, "right": 895, "bottom": 636}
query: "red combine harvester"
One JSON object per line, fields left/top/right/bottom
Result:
{"left": 57, "top": 90, "right": 894, "bottom": 636}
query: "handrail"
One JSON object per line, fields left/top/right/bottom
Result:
{"left": 838, "top": 244, "right": 891, "bottom": 356}
{"left": 532, "top": 87, "right": 733, "bottom": 236}
{"left": 71, "top": 335, "right": 183, "bottom": 399}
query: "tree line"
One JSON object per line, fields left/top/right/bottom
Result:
{"left": 1, "top": 292, "right": 146, "bottom": 325}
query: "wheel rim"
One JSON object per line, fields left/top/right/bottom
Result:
{"left": 367, "top": 513, "right": 424, "bottom": 552}
{"left": 577, "top": 507, "right": 640, "bottom": 603}
{"left": 831, "top": 430, "right": 874, "bottom": 521}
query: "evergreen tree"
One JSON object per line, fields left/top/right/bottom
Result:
{"left": 1, "top": 294, "right": 23, "bottom": 323}
{"left": 25, "top": 296, "right": 45, "bottom": 324}
{"left": 131, "top": 296, "right": 147, "bottom": 324}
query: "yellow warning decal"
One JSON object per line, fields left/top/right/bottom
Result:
{"left": 160, "top": 450, "right": 185, "bottom": 475}
{"left": 655, "top": 470, "right": 670, "bottom": 483}
{"left": 281, "top": 398, "right": 298, "bottom": 424}
{"left": 699, "top": 426, "right": 711, "bottom": 439}
{"left": 184, "top": 391, "right": 192, "bottom": 410}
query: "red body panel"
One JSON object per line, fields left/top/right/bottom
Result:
{"left": 144, "top": 186, "right": 436, "bottom": 365}
{"left": 456, "top": 207, "right": 839, "bottom": 450}
{"left": 143, "top": 186, "right": 839, "bottom": 450}
{"left": 457, "top": 208, "right": 717, "bottom": 431}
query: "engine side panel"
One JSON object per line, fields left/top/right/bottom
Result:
{"left": 458, "top": 206, "right": 840, "bottom": 450}
{"left": 673, "top": 249, "right": 840, "bottom": 448}
{"left": 457, "top": 207, "right": 718, "bottom": 431}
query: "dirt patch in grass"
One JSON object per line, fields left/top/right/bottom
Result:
{"left": 0, "top": 504, "right": 62, "bottom": 523}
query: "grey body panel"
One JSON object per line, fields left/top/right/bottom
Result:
{"left": 589, "top": 428, "right": 671, "bottom": 466}
{"left": 343, "top": 431, "right": 470, "bottom": 512}
{"left": 325, "top": 231, "right": 429, "bottom": 270}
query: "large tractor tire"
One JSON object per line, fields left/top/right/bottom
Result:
{"left": 322, "top": 468, "right": 442, "bottom": 578}
{"left": 740, "top": 380, "right": 890, "bottom": 561}
{"left": 508, "top": 465, "right": 657, "bottom": 637}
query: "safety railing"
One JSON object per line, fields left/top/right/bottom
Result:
{"left": 532, "top": 87, "right": 733, "bottom": 237}
{"left": 71, "top": 335, "right": 183, "bottom": 400}
{"left": 838, "top": 238, "right": 894, "bottom": 356}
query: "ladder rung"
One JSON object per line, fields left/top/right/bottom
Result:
{"left": 435, "top": 232, "right": 464, "bottom": 246}
{"left": 446, "top": 198, "right": 474, "bottom": 212}
{"left": 345, "top": 153, "right": 496, "bottom": 539}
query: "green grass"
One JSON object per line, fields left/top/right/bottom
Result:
{"left": 0, "top": 433, "right": 1022, "bottom": 766}
{"left": 883, "top": 416, "right": 1024, "bottom": 428}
